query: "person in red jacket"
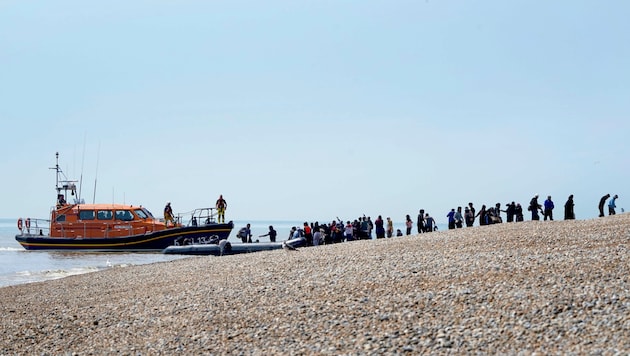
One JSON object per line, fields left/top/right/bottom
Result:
{"left": 303, "top": 222, "right": 312, "bottom": 245}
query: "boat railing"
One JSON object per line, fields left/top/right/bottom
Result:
{"left": 17, "top": 218, "right": 50, "bottom": 236}
{"left": 184, "top": 207, "right": 218, "bottom": 227}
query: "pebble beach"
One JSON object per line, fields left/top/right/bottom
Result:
{"left": 1, "top": 214, "right": 629, "bottom": 355}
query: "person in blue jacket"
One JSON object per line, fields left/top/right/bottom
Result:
{"left": 608, "top": 194, "right": 619, "bottom": 215}
{"left": 446, "top": 209, "right": 456, "bottom": 229}
{"left": 543, "top": 196, "right": 554, "bottom": 221}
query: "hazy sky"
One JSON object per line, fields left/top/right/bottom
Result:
{"left": 1, "top": 1, "right": 628, "bottom": 223}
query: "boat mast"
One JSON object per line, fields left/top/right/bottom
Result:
{"left": 50, "top": 152, "right": 78, "bottom": 205}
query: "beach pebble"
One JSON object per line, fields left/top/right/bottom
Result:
{"left": 1, "top": 215, "right": 630, "bottom": 353}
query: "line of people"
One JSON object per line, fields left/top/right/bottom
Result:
{"left": 443, "top": 193, "right": 620, "bottom": 230}
{"left": 240, "top": 193, "right": 621, "bottom": 244}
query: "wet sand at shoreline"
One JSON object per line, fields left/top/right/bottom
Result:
{"left": 1, "top": 215, "right": 629, "bottom": 354}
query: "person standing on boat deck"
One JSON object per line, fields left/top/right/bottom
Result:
{"left": 215, "top": 195, "right": 227, "bottom": 223}
{"left": 164, "top": 202, "right": 174, "bottom": 227}
{"left": 259, "top": 225, "right": 277, "bottom": 242}
{"left": 57, "top": 194, "right": 66, "bottom": 207}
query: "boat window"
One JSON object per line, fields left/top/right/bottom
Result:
{"left": 79, "top": 210, "right": 95, "bottom": 220}
{"left": 97, "top": 210, "right": 113, "bottom": 220}
{"left": 143, "top": 208, "right": 155, "bottom": 219}
{"left": 56, "top": 215, "right": 66, "bottom": 222}
{"left": 134, "top": 209, "right": 148, "bottom": 219}
{"left": 115, "top": 210, "right": 134, "bottom": 221}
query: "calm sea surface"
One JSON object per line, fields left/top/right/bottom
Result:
{"left": 1, "top": 218, "right": 445, "bottom": 288}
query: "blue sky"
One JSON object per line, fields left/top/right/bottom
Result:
{"left": 1, "top": 1, "right": 628, "bottom": 223}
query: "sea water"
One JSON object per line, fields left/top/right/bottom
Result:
{"left": 0, "top": 218, "right": 307, "bottom": 287}
{"left": 1, "top": 218, "right": 445, "bottom": 288}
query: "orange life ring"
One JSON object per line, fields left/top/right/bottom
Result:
{"left": 25, "top": 218, "right": 31, "bottom": 229}
{"left": 17, "top": 218, "right": 23, "bottom": 230}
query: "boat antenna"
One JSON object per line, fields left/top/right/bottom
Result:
{"left": 78, "top": 133, "right": 87, "bottom": 203}
{"left": 51, "top": 152, "right": 60, "bottom": 193}
{"left": 92, "top": 142, "right": 100, "bottom": 204}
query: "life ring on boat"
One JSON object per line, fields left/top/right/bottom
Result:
{"left": 17, "top": 218, "right": 23, "bottom": 231}
{"left": 25, "top": 218, "right": 31, "bottom": 229}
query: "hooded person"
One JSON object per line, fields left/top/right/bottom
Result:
{"left": 599, "top": 194, "right": 610, "bottom": 217}
{"left": 529, "top": 194, "right": 541, "bottom": 221}
{"left": 564, "top": 195, "right": 575, "bottom": 220}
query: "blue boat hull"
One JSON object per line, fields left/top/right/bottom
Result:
{"left": 15, "top": 222, "right": 234, "bottom": 252}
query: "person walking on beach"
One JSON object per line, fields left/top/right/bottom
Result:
{"left": 564, "top": 195, "right": 575, "bottom": 220}
{"left": 424, "top": 213, "right": 436, "bottom": 232}
{"left": 515, "top": 203, "right": 524, "bottom": 222}
{"left": 164, "top": 202, "right": 174, "bottom": 227}
{"left": 259, "top": 225, "right": 277, "bottom": 242}
{"left": 494, "top": 203, "right": 503, "bottom": 223}
{"left": 386, "top": 217, "right": 393, "bottom": 238}
{"left": 506, "top": 202, "right": 516, "bottom": 222}
{"left": 446, "top": 209, "right": 456, "bottom": 229}
{"left": 529, "top": 195, "right": 541, "bottom": 221}
{"left": 454, "top": 207, "right": 464, "bottom": 228}
{"left": 468, "top": 203, "right": 476, "bottom": 227}
{"left": 312, "top": 228, "right": 323, "bottom": 246}
{"left": 543, "top": 196, "right": 554, "bottom": 221}
{"left": 359, "top": 217, "right": 370, "bottom": 239}
{"left": 599, "top": 194, "right": 610, "bottom": 217}
{"left": 464, "top": 207, "right": 474, "bottom": 227}
{"left": 417, "top": 209, "right": 425, "bottom": 233}
{"left": 405, "top": 215, "right": 413, "bottom": 235}
{"left": 608, "top": 194, "right": 619, "bottom": 215}
{"left": 303, "top": 222, "right": 313, "bottom": 245}
{"left": 344, "top": 221, "right": 354, "bottom": 241}
{"left": 476, "top": 205, "right": 487, "bottom": 226}
{"left": 215, "top": 195, "right": 227, "bottom": 223}
{"left": 375, "top": 215, "right": 385, "bottom": 239}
